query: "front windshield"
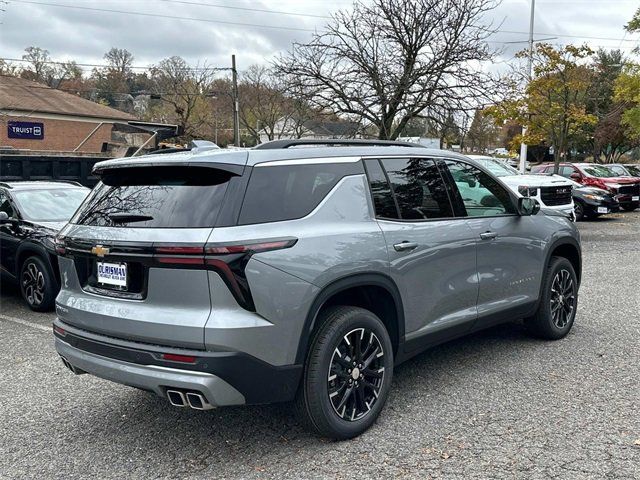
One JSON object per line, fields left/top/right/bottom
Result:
{"left": 12, "top": 188, "right": 89, "bottom": 222}
{"left": 582, "top": 165, "right": 618, "bottom": 178}
{"left": 608, "top": 165, "right": 628, "bottom": 176}
{"left": 625, "top": 165, "right": 640, "bottom": 176}
{"left": 475, "top": 158, "right": 520, "bottom": 177}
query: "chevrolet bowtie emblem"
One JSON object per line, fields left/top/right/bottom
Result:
{"left": 91, "top": 245, "right": 110, "bottom": 257}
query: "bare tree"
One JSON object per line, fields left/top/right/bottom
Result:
{"left": 274, "top": 0, "right": 500, "bottom": 139}
{"left": 238, "top": 65, "right": 289, "bottom": 142}
{"left": 147, "top": 56, "right": 216, "bottom": 140}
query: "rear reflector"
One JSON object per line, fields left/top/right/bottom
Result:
{"left": 156, "top": 256, "right": 205, "bottom": 265}
{"left": 161, "top": 353, "right": 197, "bottom": 364}
{"left": 53, "top": 325, "right": 66, "bottom": 336}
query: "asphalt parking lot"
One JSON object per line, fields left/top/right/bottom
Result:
{"left": 1, "top": 212, "right": 639, "bottom": 480}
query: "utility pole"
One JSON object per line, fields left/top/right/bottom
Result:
{"left": 519, "top": 0, "right": 535, "bottom": 173}
{"left": 231, "top": 54, "right": 240, "bottom": 147}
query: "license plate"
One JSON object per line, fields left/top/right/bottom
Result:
{"left": 632, "top": 196, "right": 639, "bottom": 201}
{"left": 597, "top": 207, "right": 609, "bottom": 214}
{"left": 97, "top": 261, "right": 127, "bottom": 288}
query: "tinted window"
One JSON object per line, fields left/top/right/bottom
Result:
{"left": 239, "top": 162, "right": 359, "bottom": 225}
{"left": 626, "top": 165, "right": 640, "bottom": 176}
{"left": 364, "top": 159, "right": 399, "bottom": 219}
{"left": 445, "top": 161, "right": 516, "bottom": 217}
{"left": 381, "top": 158, "right": 453, "bottom": 220}
{"left": 12, "top": 188, "right": 88, "bottom": 222}
{"left": 72, "top": 167, "right": 232, "bottom": 228}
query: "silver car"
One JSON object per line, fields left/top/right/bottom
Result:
{"left": 54, "top": 139, "right": 581, "bottom": 439}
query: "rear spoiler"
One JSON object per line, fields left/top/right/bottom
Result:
{"left": 93, "top": 160, "right": 245, "bottom": 177}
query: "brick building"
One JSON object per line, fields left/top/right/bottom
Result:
{"left": 0, "top": 75, "right": 137, "bottom": 153}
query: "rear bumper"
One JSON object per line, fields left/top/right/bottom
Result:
{"left": 53, "top": 318, "right": 302, "bottom": 406}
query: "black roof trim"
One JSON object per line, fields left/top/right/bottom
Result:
{"left": 253, "top": 139, "right": 423, "bottom": 150}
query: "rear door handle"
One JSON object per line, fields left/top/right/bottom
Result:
{"left": 393, "top": 241, "right": 418, "bottom": 252}
{"left": 480, "top": 231, "right": 497, "bottom": 240}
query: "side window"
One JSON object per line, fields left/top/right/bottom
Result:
{"left": 445, "top": 161, "right": 516, "bottom": 217}
{"left": 380, "top": 158, "right": 454, "bottom": 220}
{"left": 363, "top": 159, "right": 399, "bottom": 219}
{"left": 238, "top": 162, "right": 362, "bottom": 225}
{"left": 559, "top": 166, "right": 574, "bottom": 178}
{"left": 0, "top": 191, "right": 16, "bottom": 218}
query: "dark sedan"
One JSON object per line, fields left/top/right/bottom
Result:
{"left": 572, "top": 185, "right": 619, "bottom": 221}
{"left": 0, "top": 181, "right": 89, "bottom": 311}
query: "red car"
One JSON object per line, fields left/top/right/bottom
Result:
{"left": 532, "top": 163, "right": 640, "bottom": 212}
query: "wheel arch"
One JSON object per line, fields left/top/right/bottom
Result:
{"left": 15, "top": 242, "right": 59, "bottom": 287}
{"left": 547, "top": 238, "right": 582, "bottom": 286}
{"left": 295, "top": 273, "right": 405, "bottom": 365}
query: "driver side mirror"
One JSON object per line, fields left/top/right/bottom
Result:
{"left": 0, "top": 211, "right": 17, "bottom": 226}
{"left": 569, "top": 173, "right": 581, "bottom": 181}
{"left": 518, "top": 197, "right": 540, "bottom": 216}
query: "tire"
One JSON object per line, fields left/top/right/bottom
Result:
{"left": 526, "top": 256, "right": 578, "bottom": 340}
{"left": 573, "top": 201, "right": 584, "bottom": 221}
{"left": 295, "top": 306, "right": 394, "bottom": 439}
{"left": 621, "top": 202, "right": 638, "bottom": 212}
{"left": 20, "top": 256, "right": 57, "bottom": 312}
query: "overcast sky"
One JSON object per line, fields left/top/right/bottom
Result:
{"left": 1, "top": 0, "right": 638, "bottom": 75}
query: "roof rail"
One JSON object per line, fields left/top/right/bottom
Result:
{"left": 253, "top": 139, "right": 423, "bottom": 150}
{"left": 0, "top": 180, "right": 84, "bottom": 188}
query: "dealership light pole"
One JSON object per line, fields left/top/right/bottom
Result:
{"left": 519, "top": 0, "right": 535, "bottom": 173}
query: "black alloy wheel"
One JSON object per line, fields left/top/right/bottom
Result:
{"left": 295, "top": 306, "right": 394, "bottom": 439}
{"left": 328, "top": 327, "right": 385, "bottom": 422}
{"left": 549, "top": 269, "right": 577, "bottom": 329}
{"left": 20, "top": 256, "right": 56, "bottom": 312}
{"left": 525, "top": 256, "right": 578, "bottom": 340}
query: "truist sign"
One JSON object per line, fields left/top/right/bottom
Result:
{"left": 7, "top": 121, "right": 44, "bottom": 140}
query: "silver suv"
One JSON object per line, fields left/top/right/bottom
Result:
{"left": 54, "top": 139, "right": 581, "bottom": 439}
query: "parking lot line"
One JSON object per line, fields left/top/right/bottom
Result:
{"left": 0, "top": 313, "right": 51, "bottom": 332}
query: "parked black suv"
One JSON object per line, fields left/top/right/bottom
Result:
{"left": 0, "top": 181, "right": 89, "bottom": 310}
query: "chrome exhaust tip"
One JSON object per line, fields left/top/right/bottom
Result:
{"left": 166, "top": 390, "right": 187, "bottom": 407}
{"left": 186, "top": 392, "right": 214, "bottom": 410}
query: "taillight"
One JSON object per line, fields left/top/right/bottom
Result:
{"left": 205, "top": 239, "right": 297, "bottom": 255}
{"left": 153, "top": 245, "right": 205, "bottom": 265}
{"left": 161, "top": 353, "right": 197, "bottom": 364}
{"left": 152, "top": 238, "right": 297, "bottom": 311}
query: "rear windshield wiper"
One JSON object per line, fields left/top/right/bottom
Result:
{"left": 107, "top": 213, "right": 154, "bottom": 223}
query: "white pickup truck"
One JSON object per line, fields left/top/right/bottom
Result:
{"left": 466, "top": 155, "right": 575, "bottom": 220}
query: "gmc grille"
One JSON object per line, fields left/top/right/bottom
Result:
{"left": 540, "top": 186, "right": 573, "bottom": 206}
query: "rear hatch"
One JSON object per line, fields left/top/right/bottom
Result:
{"left": 56, "top": 162, "right": 244, "bottom": 349}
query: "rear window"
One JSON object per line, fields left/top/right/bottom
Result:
{"left": 71, "top": 166, "right": 233, "bottom": 228}
{"left": 238, "top": 162, "right": 362, "bottom": 225}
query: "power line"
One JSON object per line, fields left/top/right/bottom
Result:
{"left": 10, "top": 0, "right": 639, "bottom": 44}
{"left": 154, "top": 0, "right": 332, "bottom": 19}
{"left": 0, "top": 57, "right": 233, "bottom": 71}
{"left": 9, "top": 0, "right": 318, "bottom": 33}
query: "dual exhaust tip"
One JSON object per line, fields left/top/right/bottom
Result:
{"left": 166, "top": 389, "right": 214, "bottom": 410}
